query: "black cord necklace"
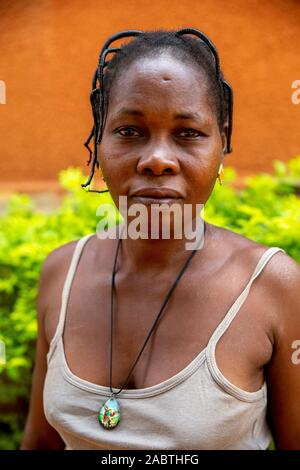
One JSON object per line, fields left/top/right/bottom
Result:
{"left": 98, "top": 222, "right": 206, "bottom": 429}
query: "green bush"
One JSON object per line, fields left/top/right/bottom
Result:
{"left": 205, "top": 157, "right": 300, "bottom": 262}
{"left": 0, "top": 157, "right": 299, "bottom": 449}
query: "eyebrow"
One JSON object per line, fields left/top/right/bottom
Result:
{"left": 110, "top": 107, "right": 211, "bottom": 125}
{"left": 174, "top": 111, "right": 205, "bottom": 121}
{"left": 110, "top": 108, "right": 144, "bottom": 121}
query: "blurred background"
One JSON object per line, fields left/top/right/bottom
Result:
{"left": 0, "top": 0, "right": 300, "bottom": 193}
{"left": 0, "top": 0, "right": 299, "bottom": 450}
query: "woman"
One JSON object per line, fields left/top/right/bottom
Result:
{"left": 21, "top": 28, "right": 300, "bottom": 450}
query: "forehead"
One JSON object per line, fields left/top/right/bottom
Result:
{"left": 107, "top": 53, "right": 213, "bottom": 116}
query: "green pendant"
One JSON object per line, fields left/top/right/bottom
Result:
{"left": 98, "top": 396, "right": 121, "bottom": 429}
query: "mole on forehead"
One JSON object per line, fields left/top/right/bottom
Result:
{"left": 133, "top": 72, "right": 173, "bottom": 82}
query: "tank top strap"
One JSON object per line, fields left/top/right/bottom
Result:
{"left": 47, "top": 233, "right": 94, "bottom": 363}
{"left": 207, "top": 246, "right": 285, "bottom": 352}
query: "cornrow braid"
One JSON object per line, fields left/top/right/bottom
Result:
{"left": 82, "top": 28, "right": 233, "bottom": 192}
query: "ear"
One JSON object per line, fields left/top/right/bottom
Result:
{"left": 220, "top": 121, "right": 229, "bottom": 156}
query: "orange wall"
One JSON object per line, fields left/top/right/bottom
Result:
{"left": 0, "top": 0, "right": 300, "bottom": 189}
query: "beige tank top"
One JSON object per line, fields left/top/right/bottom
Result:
{"left": 43, "top": 234, "right": 285, "bottom": 450}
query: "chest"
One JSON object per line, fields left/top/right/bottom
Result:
{"left": 45, "top": 266, "right": 272, "bottom": 392}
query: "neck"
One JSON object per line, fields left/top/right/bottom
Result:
{"left": 118, "top": 217, "right": 206, "bottom": 272}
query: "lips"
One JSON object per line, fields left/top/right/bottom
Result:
{"left": 132, "top": 188, "right": 183, "bottom": 198}
{"left": 130, "top": 187, "right": 184, "bottom": 206}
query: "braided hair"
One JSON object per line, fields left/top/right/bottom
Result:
{"left": 82, "top": 28, "right": 233, "bottom": 192}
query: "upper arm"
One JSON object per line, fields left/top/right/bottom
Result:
{"left": 266, "top": 252, "right": 300, "bottom": 449}
{"left": 20, "top": 242, "right": 77, "bottom": 450}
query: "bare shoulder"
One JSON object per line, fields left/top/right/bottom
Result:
{"left": 41, "top": 239, "right": 80, "bottom": 275}
{"left": 255, "top": 246, "right": 300, "bottom": 339}
{"left": 21, "top": 238, "right": 85, "bottom": 450}
{"left": 210, "top": 223, "right": 300, "bottom": 334}
{"left": 210, "top": 222, "right": 290, "bottom": 259}
{"left": 38, "top": 232, "right": 116, "bottom": 343}
{"left": 208, "top": 222, "right": 273, "bottom": 265}
{"left": 41, "top": 228, "right": 116, "bottom": 277}
{"left": 37, "top": 238, "right": 83, "bottom": 343}
{"left": 38, "top": 240, "right": 79, "bottom": 304}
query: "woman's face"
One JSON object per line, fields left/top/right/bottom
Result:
{"left": 99, "top": 52, "right": 227, "bottom": 222}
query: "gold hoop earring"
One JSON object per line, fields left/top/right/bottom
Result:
{"left": 217, "top": 164, "right": 224, "bottom": 186}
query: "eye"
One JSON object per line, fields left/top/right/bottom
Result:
{"left": 176, "top": 128, "right": 204, "bottom": 138}
{"left": 115, "top": 127, "right": 142, "bottom": 137}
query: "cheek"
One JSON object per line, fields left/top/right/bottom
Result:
{"left": 98, "top": 142, "right": 133, "bottom": 191}
{"left": 185, "top": 148, "right": 221, "bottom": 182}
{"left": 184, "top": 153, "right": 221, "bottom": 203}
{"left": 183, "top": 129, "right": 223, "bottom": 173}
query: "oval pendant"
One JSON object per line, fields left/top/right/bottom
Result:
{"left": 98, "top": 397, "right": 121, "bottom": 429}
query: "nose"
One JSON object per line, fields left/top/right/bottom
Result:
{"left": 136, "top": 138, "right": 180, "bottom": 176}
